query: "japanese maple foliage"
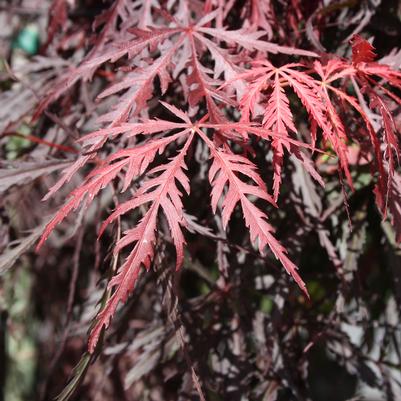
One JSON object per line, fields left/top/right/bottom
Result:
{"left": 33, "top": 1, "right": 401, "bottom": 357}
{"left": 0, "top": 1, "right": 392, "bottom": 399}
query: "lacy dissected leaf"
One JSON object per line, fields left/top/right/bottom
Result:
{"left": 36, "top": 5, "right": 315, "bottom": 123}
{"left": 38, "top": 120, "right": 192, "bottom": 246}
{"left": 192, "top": 30, "right": 245, "bottom": 98}
{"left": 313, "top": 57, "right": 401, "bottom": 212}
{"left": 88, "top": 133, "right": 193, "bottom": 352}
{"left": 35, "top": 111, "right": 194, "bottom": 354}
{"left": 90, "top": 0, "right": 132, "bottom": 54}
{"left": 45, "top": 0, "right": 68, "bottom": 48}
{"left": 367, "top": 90, "right": 400, "bottom": 177}
{"left": 263, "top": 71, "right": 297, "bottom": 200}
{"left": 35, "top": 25, "right": 183, "bottom": 117}
{"left": 237, "top": 60, "right": 347, "bottom": 196}
{"left": 196, "top": 17, "right": 316, "bottom": 57}
{"left": 247, "top": 0, "right": 275, "bottom": 35}
{"left": 195, "top": 127, "right": 308, "bottom": 297}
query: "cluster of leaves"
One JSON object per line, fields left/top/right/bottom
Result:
{"left": 2, "top": 0, "right": 401, "bottom": 400}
